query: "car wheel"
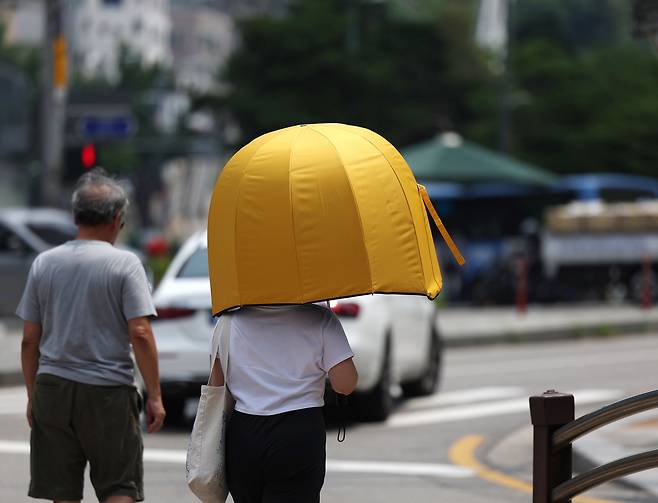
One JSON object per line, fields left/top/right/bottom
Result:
{"left": 401, "top": 328, "right": 442, "bottom": 397}
{"left": 355, "top": 339, "right": 393, "bottom": 422}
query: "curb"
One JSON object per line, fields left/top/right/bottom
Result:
{"left": 442, "top": 320, "right": 658, "bottom": 348}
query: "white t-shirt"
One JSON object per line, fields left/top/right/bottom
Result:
{"left": 218, "top": 304, "right": 353, "bottom": 416}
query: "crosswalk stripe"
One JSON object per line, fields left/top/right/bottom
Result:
{"left": 0, "top": 440, "right": 474, "bottom": 478}
{"left": 386, "top": 389, "right": 620, "bottom": 429}
{"left": 0, "top": 387, "right": 27, "bottom": 416}
{"left": 401, "top": 387, "right": 525, "bottom": 412}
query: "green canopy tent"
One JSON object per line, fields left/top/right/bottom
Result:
{"left": 401, "top": 133, "right": 556, "bottom": 186}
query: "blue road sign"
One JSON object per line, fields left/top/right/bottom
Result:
{"left": 80, "top": 116, "right": 135, "bottom": 139}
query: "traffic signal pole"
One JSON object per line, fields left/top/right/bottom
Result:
{"left": 40, "top": 0, "right": 67, "bottom": 207}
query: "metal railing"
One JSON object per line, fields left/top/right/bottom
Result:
{"left": 530, "top": 389, "right": 658, "bottom": 503}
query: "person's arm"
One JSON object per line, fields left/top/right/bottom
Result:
{"left": 208, "top": 357, "right": 224, "bottom": 386}
{"left": 328, "top": 357, "right": 358, "bottom": 395}
{"left": 21, "top": 320, "right": 41, "bottom": 428}
{"left": 128, "top": 316, "right": 166, "bottom": 433}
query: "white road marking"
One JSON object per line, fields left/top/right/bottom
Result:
{"left": 386, "top": 389, "right": 620, "bottom": 429}
{"left": 401, "top": 387, "right": 525, "bottom": 412}
{"left": 0, "top": 441, "right": 474, "bottom": 479}
{"left": 325, "top": 459, "right": 474, "bottom": 478}
{"left": 0, "top": 388, "right": 27, "bottom": 416}
{"left": 449, "top": 350, "right": 658, "bottom": 378}
{"left": 0, "top": 386, "right": 526, "bottom": 417}
{"left": 0, "top": 440, "right": 28, "bottom": 454}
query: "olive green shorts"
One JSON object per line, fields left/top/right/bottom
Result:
{"left": 29, "top": 373, "right": 144, "bottom": 502}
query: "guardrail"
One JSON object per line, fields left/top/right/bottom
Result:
{"left": 530, "top": 389, "right": 658, "bottom": 502}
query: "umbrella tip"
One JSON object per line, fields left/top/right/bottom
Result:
{"left": 438, "top": 131, "right": 463, "bottom": 148}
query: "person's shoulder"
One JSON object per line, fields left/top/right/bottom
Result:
{"left": 112, "top": 246, "right": 142, "bottom": 262}
{"left": 299, "top": 303, "right": 338, "bottom": 324}
{"left": 34, "top": 242, "right": 71, "bottom": 264}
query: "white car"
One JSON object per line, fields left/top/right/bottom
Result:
{"left": 151, "top": 231, "right": 442, "bottom": 423}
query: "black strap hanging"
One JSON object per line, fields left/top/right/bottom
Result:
{"left": 335, "top": 393, "right": 349, "bottom": 443}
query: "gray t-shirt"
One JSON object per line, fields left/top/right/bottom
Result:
{"left": 16, "top": 240, "right": 156, "bottom": 386}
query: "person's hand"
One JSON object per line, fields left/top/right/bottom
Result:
{"left": 145, "top": 396, "right": 166, "bottom": 433}
{"left": 26, "top": 399, "right": 33, "bottom": 428}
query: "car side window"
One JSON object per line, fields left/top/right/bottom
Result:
{"left": 0, "top": 224, "right": 30, "bottom": 256}
{"left": 177, "top": 247, "right": 209, "bottom": 278}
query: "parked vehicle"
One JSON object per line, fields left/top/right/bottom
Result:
{"left": 0, "top": 207, "right": 152, "bottom": 315}
{"left": 541, "top": 200, "right": 658, "bottom": 303}
{"left": 151, "top": 230, "right": 442, "bottom": 423}
{"left": 0, "top": 208, "right": 77, "bottom": 315}
{"left": 424, "top": 174, "right": 658, "bottom": 305}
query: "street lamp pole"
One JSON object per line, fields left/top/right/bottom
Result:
{"left": 40, "top": 0, "right": 67, "bottom": 207}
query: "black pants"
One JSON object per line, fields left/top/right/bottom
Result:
{"left": 226, "top": 407, "right": 326, "bottom": 503}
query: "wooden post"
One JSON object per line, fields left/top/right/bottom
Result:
{"left": 530, "top": 390, "right": 574, "bottom": 503}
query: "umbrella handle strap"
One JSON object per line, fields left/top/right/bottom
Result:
{"left": 418, "top": 184, "right": 465, "bottom": 266}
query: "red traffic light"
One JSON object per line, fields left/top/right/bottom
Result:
{"left": 81, "top": 143, "right": 96, "bottom": 169}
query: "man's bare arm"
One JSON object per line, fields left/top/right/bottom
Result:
{"left": 128, "top": 317, "right": 166, "bottom": 433}
{"left": 21, "top": 320, "right": 41, "bottom": 427}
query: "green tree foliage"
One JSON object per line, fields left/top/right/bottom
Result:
{"left": 508, "top": 1, "right": 658, "bottom": 175}
{"left": 511, "top": 0, "right": 631, "bottom": 53}
{"left": 0, "top": 21, "right": 40, "bottom": 83}
{"left": 222, "top": 0, "right": 495, "bottom": 147}
{"left": 511, "top": 40, "right": 658, "bottom": 175}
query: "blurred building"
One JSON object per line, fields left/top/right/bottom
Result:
{"left": 0, "top": 0, "right": 43, "bottom": 45}
{"left": 0, "top": 0, "right": 172, "bottom": 81}
{"left": 68, "top": 0, "right": 172, "bottom": 81}
{"left": 170, "top": 3, "right": 235, "bottom": 92}
{"left": 169, "top": 0, "right": 288, "bottom": 92}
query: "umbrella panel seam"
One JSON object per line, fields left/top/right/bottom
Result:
{"left": 232, "top": 132, "right": 287, "bottom": 306}
{"left": 288, "top": 127, "right": 305, "bottom": 303}
{"left": 339, "top": 126, "right": 426, "bottom": 287}
{"left": 307, "top": 125, "right": 374, "bottom": 292}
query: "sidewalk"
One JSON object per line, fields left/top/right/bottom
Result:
{"left": 489, "top": 406, "right": 658, "bottom": 499}
{"left": 437, "top": 303, "right": 658, "bottom": 347}
{"left": 576, "top": 409, "right": 658, "bottom": 497}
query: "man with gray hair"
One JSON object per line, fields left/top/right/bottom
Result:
{"left": 17, "top": 169, "right": 166, "bottom": 503}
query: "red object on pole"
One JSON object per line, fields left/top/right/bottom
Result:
{"left": 81, "top": 143, "right": 96, "bottom": 169}
{"left": 516, "top": 256, "right": 528, "bottom": 315}
{"left": 642, "top": 255, "right": 652, "bottom": 310}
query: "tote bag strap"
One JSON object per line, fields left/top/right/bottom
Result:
{"left": 208, "top": 315, "right": 231, "bottom": 386}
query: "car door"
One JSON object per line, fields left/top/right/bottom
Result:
{"left": 388, "top": 294, "right": 429, "bottom": 381}
{"left": 0, "top": 223, "right": 36, "bottom": 315}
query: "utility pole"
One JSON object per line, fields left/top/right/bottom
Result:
{"left": 40, "top": 0, "right": 67, "bottom": 207}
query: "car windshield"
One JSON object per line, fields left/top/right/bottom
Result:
{"left": 26, "top": 223, "right": 76, "bottom": 246}
{"left": 177, "top": 247, "right": 209, "bottom": 278}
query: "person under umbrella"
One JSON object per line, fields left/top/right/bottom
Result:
{"left": 202, "top": 123, "right": 463, "bottom": 503}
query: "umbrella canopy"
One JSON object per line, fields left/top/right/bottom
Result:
{"left": 402, "top": 133, "right": 556, "bottom": 186}
{"left": 208, "top": 123, "right": 464, "bottom": 315}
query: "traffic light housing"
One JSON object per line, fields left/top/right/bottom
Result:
{"left": 63, "top": 143, "right": 99, "bottom": 182}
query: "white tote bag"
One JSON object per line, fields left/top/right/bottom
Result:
{"left": 186, "top": 315, "right": 235, "bottom": 503}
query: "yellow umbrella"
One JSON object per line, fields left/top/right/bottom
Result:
{"left": 208, "top": 123, "right": 464, "bottom": 315}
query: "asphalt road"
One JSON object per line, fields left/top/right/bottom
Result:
{"left": 1, "top": 334, "right": 658, "bottom": 502}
